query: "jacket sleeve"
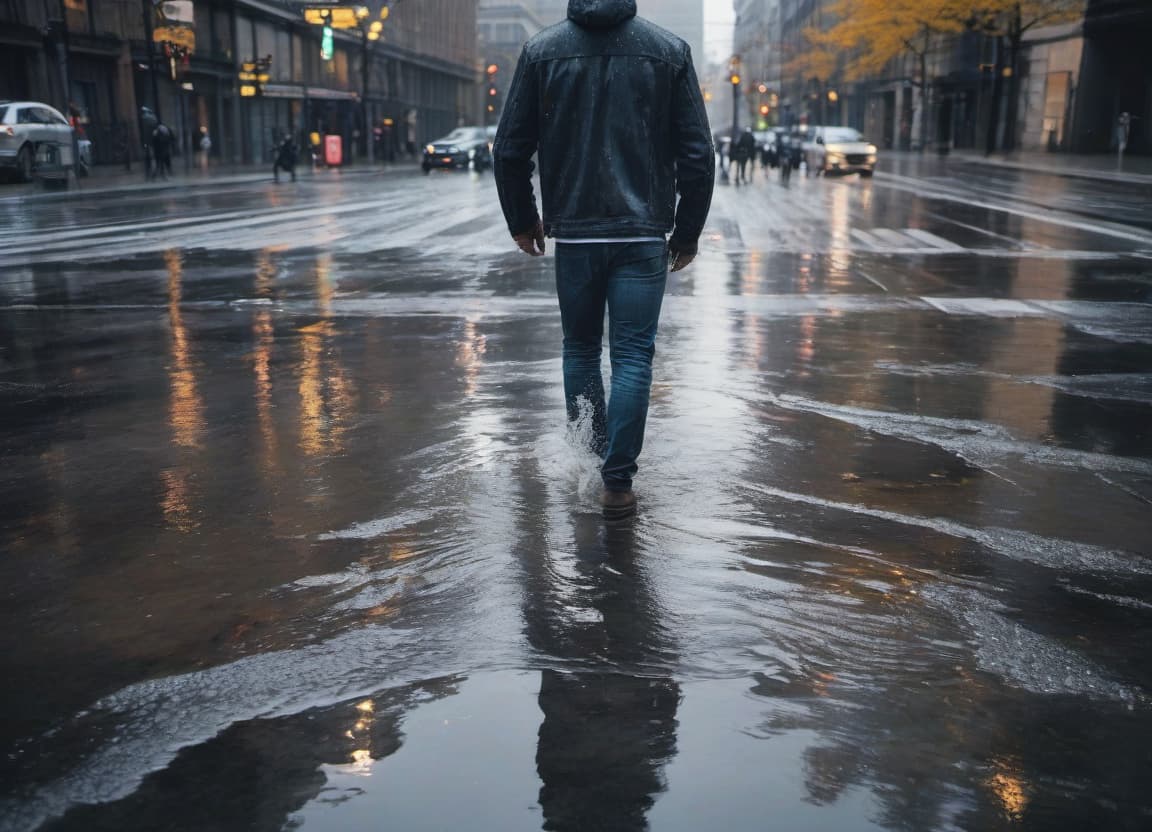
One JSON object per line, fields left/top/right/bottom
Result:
{"left": 493, "top": 47, "right": 541, "bottom": 237}
{"left": 668, "top": 46, "right": 715, "bottom": 256}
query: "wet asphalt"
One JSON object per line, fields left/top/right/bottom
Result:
{"left": 1, "top": 158, "right": 1151, "bottom": 831}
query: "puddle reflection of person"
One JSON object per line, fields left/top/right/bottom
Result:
{"left": 528, "top": 515, "right": 681, "bottom": 831}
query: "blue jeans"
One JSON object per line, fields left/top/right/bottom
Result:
{"left": 555, "top": 241, "right": 668, "bottom": 492}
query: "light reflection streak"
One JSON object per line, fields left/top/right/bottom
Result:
{"left": 296, "top": 254, "right": 355, "bottom": 456}
{"left": 165, "top": 249, "right": 205, "bottom": 449}
{"left": 160, "top": 467, "right": 199, "bottom": 532}
{"left": 252, "top": 309, "right": 279, "bottom": 470}
{"left": 827, "top": 185, "right": 856, "bottom": 288}
{"left": 456, "top": 318, "right": 487, "bottom": 398}
{"left": 987, "top": 757, "right": 1029, "bottom": 820}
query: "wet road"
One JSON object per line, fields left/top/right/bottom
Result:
{"left": 1, "top": 161, "right": 1151, "bottom": 831}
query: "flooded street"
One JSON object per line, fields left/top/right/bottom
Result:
{"left": 1, "top": 162, "right": 1151, "bottom": 831}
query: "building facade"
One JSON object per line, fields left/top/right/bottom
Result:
{"left": 741, "top": 0, "right": 1150, "bottom": 155}
{"left": 0, "top": 0, "right": 477, "bottom": 169}
{"left": 477, "top": 0, "right": 546, "bottom": 125}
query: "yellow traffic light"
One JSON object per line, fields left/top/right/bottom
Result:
{"left": 759, "top": 104, "right": 769, "bottom": 116}
{"left": 730, "top": 74, "right": 740, "bottom": 86}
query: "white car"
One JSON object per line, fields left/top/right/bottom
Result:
{"left": 0, "top": 101, "right": 77, "bottom": 182}
{"left": 804, "top": 126, "right": 877, "bottom": 177}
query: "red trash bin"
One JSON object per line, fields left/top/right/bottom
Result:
{"left": 324, "top": 134, "right": 343, "bottom": 167}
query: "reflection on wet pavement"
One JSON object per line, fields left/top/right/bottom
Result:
{"left": 0, "top": 168, "right": 1150, "bottom": 831}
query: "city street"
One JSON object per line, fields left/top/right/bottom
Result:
{"left": 1, "top": 159, "right": 1150, "bottom": 830}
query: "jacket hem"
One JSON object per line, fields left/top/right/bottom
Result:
{"left": 544, "top": 220, "right": 671, "bottom": 239}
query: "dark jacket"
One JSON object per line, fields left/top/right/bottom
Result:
{"left": 493, "top": 0, "right": 714, "bottom": 254}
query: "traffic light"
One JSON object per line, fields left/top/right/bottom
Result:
{"left": 486, "top": 63, "right": 499, "bottom": 115}
{"left": 730, "top": 74, "right": 740, "bottom": 86}
{"left": 759, "top": 104, "right": 770, "bottom": 116}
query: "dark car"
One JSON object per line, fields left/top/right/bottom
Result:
{"left": 422, "top": 126, "right": 491, "bottom": 173}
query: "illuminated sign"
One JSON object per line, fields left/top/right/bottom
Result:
{"left": 238, "top": 56, "right": 272, "bottom": 95}
{"left": 304, "top": 6, "right": 361, "bottom": 29}
{"left": 153, "top": 0, "right": 196, "bottom": 54}
{"left": 321, "top": 25, "right": 334, "bottom": 60}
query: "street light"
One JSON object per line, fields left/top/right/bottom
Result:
{"left": 730, "top": 72, "right": 741, "bottom": 140}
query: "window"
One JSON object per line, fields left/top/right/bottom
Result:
{"left": 17, "top": 108, "right": 38, "bottom": 124}
{"left": 37, "top": 108, "right": 68, "bottom": 126}
{"left": 212, "top": 10, "right": 233, "bottom": 59}
{"left": 292, "top": 33, "right": 304, "bottom": 82}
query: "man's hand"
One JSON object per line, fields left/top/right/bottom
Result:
{"left": 669, "top": 248, "right": 695, "bottom": 272}
{"left": 513, "top": 220, "right": 546, "bottom": 256}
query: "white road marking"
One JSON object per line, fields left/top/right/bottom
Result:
{"left": 850, "top": 228, "right": 882, "bottom": 249}
{"left": 902, "top": 228, "right": 966, "bottom": 252}
{"left": 877, "top": 172, "right": 1152, "bottom": 246}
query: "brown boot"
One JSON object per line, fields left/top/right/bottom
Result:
{"left": 601, "top": 488, "right": 637, "bottom": 520}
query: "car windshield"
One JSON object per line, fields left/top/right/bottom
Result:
{"left": 439, "top": 128, "right": 479, "bottom": 144}
{"left": 824, "top": 128, "right": 863, "bottom": 143}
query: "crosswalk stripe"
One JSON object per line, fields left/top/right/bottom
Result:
{"left": 871, "top": 228, "right": 916, "bottom": 248}
{"left": 903, "top": 228, "right": 966, "bottom": 252}
{"left": 850, "top": 229, "right": 882, "bottom": 249}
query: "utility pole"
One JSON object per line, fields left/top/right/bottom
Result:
{"left": 141, "top": 0, "right": 163, "bottom": 122}
{"left": 730, "top": 69, "right": 741, "bottom": 138}
{"left": 55, "top": 0, "right": 80, "bottom": 172}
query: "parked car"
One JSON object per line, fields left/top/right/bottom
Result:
{"left": 803, "top": 126, "right": 877, "bottom": 177}
{"left": 422, "top": 126, "right": 492, "bottom": 173}
{"left": 0, "top": 101, "right": 77, "bottom": 182}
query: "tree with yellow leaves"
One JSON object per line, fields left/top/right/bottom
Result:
{"left": 804, "top": 0, "right": 970, "bottom": 147}
{"left": 970, "top": 0, "right": 1084, "bottom": 152}
{"left": 804, "top": 0, "right": 1083, "bottom": 150}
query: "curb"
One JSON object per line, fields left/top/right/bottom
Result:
{"left": 0, "top": 163, "right": 420, "bottom": 203}
{"left": 948, "top": 154, "right": 1152, "bottom": 188}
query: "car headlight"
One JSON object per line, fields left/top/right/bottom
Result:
{"left": 425, "top": 144, "right": 435, "bottom": 154}
{"left": 867, "top": 144, "right": 878, "bottom": 154}
{"left": 826, "top": 151, "right": 844, "bottom": 162}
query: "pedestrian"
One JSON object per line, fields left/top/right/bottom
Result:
{"left": 735, "top": 128, "right": 756, "bottom": 184}
{"left": 493, "top": 0, "right": 714, "bottom": 520}
{"left": 728, "top": 132, "right": 746, "bottom": 184}
{"left": 198, "top": 128, "right": 212, "bottom": 172}
{"left": 273, "top": 132, "right": 297, "bottom": 182}
{"left": 151, "top": 122, "right": 174, "bottom": 180}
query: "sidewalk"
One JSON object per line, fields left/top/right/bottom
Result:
{"left": 946, "top": 149, "right": 1152, "bottom": 186}
{"left": 0, "top": 159, "right": 418, "bottom": 202}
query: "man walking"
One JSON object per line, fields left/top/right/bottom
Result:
{"left": 494, "top": 0, "right": 714, "bottom": 520}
